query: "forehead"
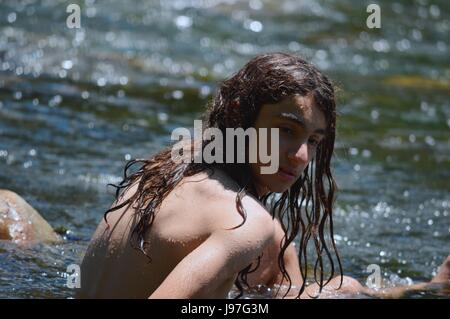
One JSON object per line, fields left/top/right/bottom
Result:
{"left": 259, "top": 94, "right": 327, "bottom": 129}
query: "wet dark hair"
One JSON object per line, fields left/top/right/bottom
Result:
{"left": 105, "top": 52, "right": 342, "bottom": 298}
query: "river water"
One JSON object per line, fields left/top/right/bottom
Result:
{"left": 0, "top": 0, "right": 449, "bottom": 298}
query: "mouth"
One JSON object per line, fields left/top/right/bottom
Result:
{"left": 277, "top": 167, "right": 297, "bottom": 181}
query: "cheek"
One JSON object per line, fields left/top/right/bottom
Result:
{"left": 277, "top": 141, "right": 289, "bottom": 159}
{"left": 277, "top": 134, "right": 296, "bottom": 155}
{"left": 254, "top": 129, "right": 278, "bottom": 159}
{"left": 249, "top": 161, "right": 261, "bottom": 178}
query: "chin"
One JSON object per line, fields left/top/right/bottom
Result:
{"left": 267, "top": 183, "right": 291, "bottom": 194}
{"left": 257, "top": 178, "right": 293, "bottom": 194}
{"left": 252, "top": 170, "right": 296, "bottom": 195}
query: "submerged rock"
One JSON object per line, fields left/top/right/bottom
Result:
{"left": 384, "top": 75, "right": 450, "bottom": 90}
{"left": 0, "top": 189, "right": 61, "bottom": 245}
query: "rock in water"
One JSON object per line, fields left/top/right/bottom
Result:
{"left": 0, "top": 189, "right": 61, "bottom": 244}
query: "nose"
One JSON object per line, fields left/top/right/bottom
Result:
{"left": 288, "top": 142, "right": 309, "bottom": 165}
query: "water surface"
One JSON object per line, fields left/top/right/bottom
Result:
{"left": 0, "top": 0, "right": 449, "bottom": 298}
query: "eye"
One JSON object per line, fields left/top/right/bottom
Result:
{"left": 308, "top": 137, "right": 320, "bottom": 147}
{"left": 280, "top": 127, "right": 294, "bottom": 135}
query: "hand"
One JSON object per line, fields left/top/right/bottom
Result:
{"left": 431, "top": 254, "right": 450, "bottom": 284}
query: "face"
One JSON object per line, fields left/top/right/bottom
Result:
{"left": 249, "top": 94, "right": 327, "bottom": 196}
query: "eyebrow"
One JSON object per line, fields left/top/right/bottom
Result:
{"left": 277, "top": 112, "right": 326, "bottom": 135}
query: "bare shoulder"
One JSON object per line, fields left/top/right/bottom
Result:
{"left": 154, "top": 168, "right": 275, "bottom": 247}
{"left": 148, "top": 169, "right": 276, "bottom": 298}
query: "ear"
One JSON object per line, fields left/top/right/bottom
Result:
{"left": 231, "top": 99, "right": 240, "bottom": 108}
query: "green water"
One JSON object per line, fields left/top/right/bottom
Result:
{"left": 0, "top": 0, "right": 449, "bottom": 298}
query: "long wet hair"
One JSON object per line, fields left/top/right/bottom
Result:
{"left": 105, "top": 52, "right": 342, "bottom": 298}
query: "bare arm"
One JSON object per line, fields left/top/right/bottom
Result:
{"left": 286, "top": 255, "right": 450, "bottom": 299}
{"left": 247, "top": 217, "right": 303, "bottom": 298}
{"left": 265, "top": 235, "right": 449, "bottom": 299}
{"left": 149, "top": 212, "right": 275, "bottom": 299}
{"left": 267, "top": 218, "right": 302, "bottom": 283}
{"left": 362, "top": 254, "right": 450, "bottom": 298}
{"left": 268, "top": 241, "right": 302, "bottom": 287}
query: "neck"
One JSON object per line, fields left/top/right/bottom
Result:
{"left": 254, "top": 183, "right": 270, "bottom": 199}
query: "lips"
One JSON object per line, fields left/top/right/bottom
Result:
{"left": 278, "top": 167, "right": 297, "bottom": 181}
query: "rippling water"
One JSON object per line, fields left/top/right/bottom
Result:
{"left": 0, "top": 0, "right": 449, "bottom": 298}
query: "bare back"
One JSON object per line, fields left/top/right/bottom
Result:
{"left": 77, "top": 168, "right": 278, "bottom": 298}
